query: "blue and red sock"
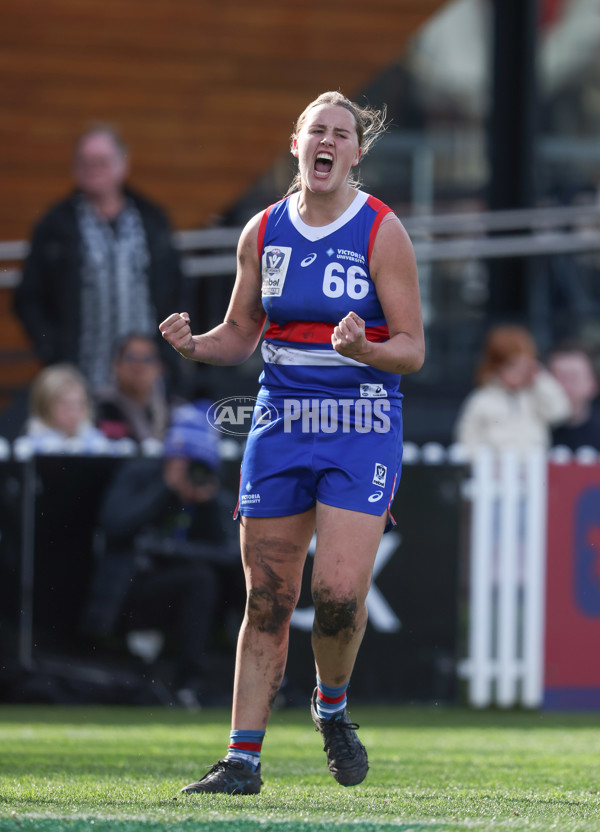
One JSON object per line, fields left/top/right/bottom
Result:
{"left": 225, "top": 729, "right": 265, "bottom": 771}
{"left": 315, "top": 677, "right": 349, "bottom": 721}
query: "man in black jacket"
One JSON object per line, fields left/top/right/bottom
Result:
{"left": 14, "top": 123, "right": 184, "bottom": 393}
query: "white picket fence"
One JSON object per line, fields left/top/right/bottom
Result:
{"left": 458, "top": 446, "right": 549, "bottom": 709}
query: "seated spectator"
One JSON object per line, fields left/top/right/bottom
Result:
{"left": 454, "top": 324, "right": 571, "bottom": 458}
{"left": 95, "top": 333, "right": 172, "bottom": 442}
{"left": 23, "top": 363, "right": 106, "bottom": 449}
{"left": 80, "top": 400, "right": 243, "bottom": 707}
{"left": 547, "top": 339, "right": 600, "bottom": 451}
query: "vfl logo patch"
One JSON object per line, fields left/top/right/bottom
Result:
{"left": 262, "top": 246, "right": 292, "bottom": 297}
{"left": 373, "top": 463, "right": 387, "bottom": 488}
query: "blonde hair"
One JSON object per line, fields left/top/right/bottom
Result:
{"left": 475, "top": 325, "right": 538, "bottom": 386}
{"left": 286, "top": 91, "right": 388, "bottom": 194}
{"left": 30, "top": 364, "right": 93, "bottom": 425}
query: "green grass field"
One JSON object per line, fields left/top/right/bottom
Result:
{"left": 1, "top": 704, "right": 599, "bottom": 831}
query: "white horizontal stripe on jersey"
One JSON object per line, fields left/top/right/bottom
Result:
{"left": 262, "top": 341, "right": 367, "bottom": 367}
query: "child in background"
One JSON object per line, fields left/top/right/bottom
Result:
{"left": 454, "top": 325, "right": 571, "bottom": 458}
{"left": 23, "top": 363, "right": 105, "bottom": 449}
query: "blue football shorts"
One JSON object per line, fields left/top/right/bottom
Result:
{"left": 235, "top": 393, "right": 403, "bottom": 527}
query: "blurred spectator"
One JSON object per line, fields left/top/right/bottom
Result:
{"left": 95, "top": 333, "right": 173, "bottom": 443}
{"left": 23, "top": 363, "right": 105, "bottom": 449}
{"left": 454, "top": 324, "right": 571, "bottom": 457}
{"left": 80, "top": 401, "right": 243, "bottom": 707}
{"left": 13, "top": 122, "right": 184, "bottom": 394}
{"left": 547, "top": 339, "right": 600, "bottom": 450}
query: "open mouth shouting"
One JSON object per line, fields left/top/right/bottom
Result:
{"left": 314, "top": 151, "right": 333, "bottom": 178}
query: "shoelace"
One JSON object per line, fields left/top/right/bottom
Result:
{"left": 319, "top": 720, "right": 361, "bottom": 755}
{"left": 206, "top": 758, "right": 244, "bottom": 775}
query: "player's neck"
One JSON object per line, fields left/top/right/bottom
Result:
{"left": 296, "top": 186, "right": 358, "bottom": 227}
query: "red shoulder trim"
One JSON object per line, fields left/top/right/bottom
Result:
{"left": 257, "top": 203, "right": 275, "bottom": 260}
{"left": 366, "top": 195, "right": 394, "bottom": 264}
{"left": 233, "top": 464, "right": 243, "bottom": 521}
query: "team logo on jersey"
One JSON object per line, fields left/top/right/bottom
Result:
{"left": 372, "top": 463, "right": 387, "bottom": 488}
{"left": 301, "top": 253, "right": 317, "bottom": 267}
{"left": 360, "top": 383, "right": 388, "bottom": 398}
{"left": 262, "top": 246, "right": 292, "bottom": 296}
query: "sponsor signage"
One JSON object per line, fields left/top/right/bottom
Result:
{"left": 544, "top": 463, "right": 600, "bottom": 709}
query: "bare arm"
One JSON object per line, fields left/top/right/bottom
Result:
{"left": 159, "top": 214, "right": 266, "bottom": 365}
{"left": 332, "top": 214, "right": 425, "bottom": 375}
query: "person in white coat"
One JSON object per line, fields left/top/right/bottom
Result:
{"left": 454, "top": 324, "right": 571, "bottom": 458}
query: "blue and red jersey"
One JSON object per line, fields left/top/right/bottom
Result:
{"left": 257, "top": 190, "right": 402, "bottom": 402}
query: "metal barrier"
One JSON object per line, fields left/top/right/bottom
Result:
{"left": 2, "top": 203, "right": 600, "bottom": 288}
{"left": 0, "top": 439, "right": 466, "bottom": 705}
{"left": 2, "top": 438, "right": 598, "bottom": 706}
{"left": 0, "top": 438, "right": 247, "bottom": 705}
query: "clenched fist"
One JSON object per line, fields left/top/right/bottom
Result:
{"left": 159, "top": 312, "right": 196, "bottom": 360}
{"left": 332, "top": 311, "right": 368, "bottom": 360}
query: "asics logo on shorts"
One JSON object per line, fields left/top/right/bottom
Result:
{"left": 368, "top": 491, "right": 384, "bottom": 503}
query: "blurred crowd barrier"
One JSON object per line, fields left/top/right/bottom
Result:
{"left": 457, "top": 445, "right": 600, "bottom": 710}
{"left": 0, "top": 440, "right": 598, "bottom": 709}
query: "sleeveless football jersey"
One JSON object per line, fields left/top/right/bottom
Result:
{"left": 257, "top": 190, "right": 402, "bottom": 401}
